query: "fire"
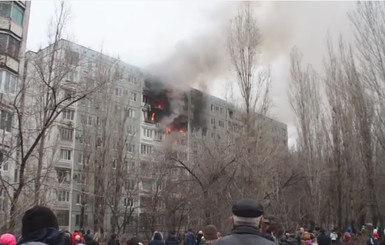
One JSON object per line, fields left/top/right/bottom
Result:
{"left": 151, "top": 113, "right": 155, "bottom": 121}
{"left": 165, "top": 126, "right": 171, "bottom": 135}
{"left": 178, "top": 129, "right": 185, "bottom": 134}
{"left": 154, "top": 104, "right": 163, "bottom": 109}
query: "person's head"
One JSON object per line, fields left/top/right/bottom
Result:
{"left": 127, "top": 237, "right": 141, "bottom": 245}
{"left": 266, "top": 229, "right": 272, "bottom": 234}
{"left": 230, "top": 199, "right": 264, "bottom": 228}
{"left": 75, "top": 235, "right": 81, "bottom": 241}
{"left": 203, "top": 225, "right": 218, "bottom": 241}
{"left": 320, "top": 228, "right": 326, "bottom": 234}
{"left": 216, "top": 232, "right": 221, "bottom": 238}
{"left": 153, "top": 232, "right": 162, "bottom": 241}
{"left": 21, "top": 205, "right": 59, "bottom": 238}
{"left": 86, "top": 230, "right": 91, "bottom": 235}
{"left": 0, "top": 233, "right": 16, "bottom": 245}
{"left": 111, "top": 234, "right": 117, "bottom": 240}
{"left": 343, "top": 232, "right": 351, "bottom": 241}
{"left": 299, "top": 227, "right": 304, "bottom": 234}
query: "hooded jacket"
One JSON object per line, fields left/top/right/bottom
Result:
{"left": 150, "top": 233, "right": 164, "bottom": 245}
{"left": 17, "top": 228, "right": 64, "bottom": 245}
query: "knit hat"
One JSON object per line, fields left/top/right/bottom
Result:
{"left": 0, "top": 233, "right": 16, "bottom": 245}
{"left": 21, "top": 206, "right": 59, "bottom": 237}
{"left": 203, "top": 225, "right": 218, "bottom": 241}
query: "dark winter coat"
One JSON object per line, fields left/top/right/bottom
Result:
{"left": 184, "top": 233, "right": 197, "bottom": 245}
{"left": 17, "top": 228, "right": 64, "bottom": 245}
{"left": 211, "top": 225, "right": 276, "bottom": 245}
{"left": 165, "top": 234, "right": 178, "bottom": 245}
{"left": 264, "top": 234, "right": 275, "bottom": 242}
{"left": 150, "top": 233, "right": 165, "bottom": 245}
{"left": 287, "top": 236, "right": 300, "bottom": 245}
{"left": 107, "top": 239, "right": 118, "bottom": 245}
{"left": 317, "top": 232, "right": 332, "bottom": 245}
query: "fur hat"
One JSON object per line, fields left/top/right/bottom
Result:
{"left": 22, "top": 206, "right": 59, "bottom": 237}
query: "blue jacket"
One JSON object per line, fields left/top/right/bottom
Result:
{"left": 150, "top": 233, "right": 164, "bottom": 245}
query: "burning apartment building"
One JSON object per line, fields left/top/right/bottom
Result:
{"left": 16, "top": 39, "right": 287, "bottom": 237}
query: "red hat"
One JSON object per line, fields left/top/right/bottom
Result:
{"left": 372, "top": 233, "right": 379, "bottom": 239}
{"left": 0, "top": 233, "right": 16, "bottom": 245}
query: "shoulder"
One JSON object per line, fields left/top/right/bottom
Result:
{"left": 213, "top": 234, "right": 275, "bottom": 245}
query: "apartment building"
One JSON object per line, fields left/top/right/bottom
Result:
{"left": 0, "top": 1, "right": 30, "bottom": 229}
{"left": 20, "top": 39, "right": 287, "bottom": 236}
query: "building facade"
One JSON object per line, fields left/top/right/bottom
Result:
{"left": 18, "top": 39, "right": 288, "bottom": 237}
{"left": 0, "top": 1, "right": 30, "bottom": 230}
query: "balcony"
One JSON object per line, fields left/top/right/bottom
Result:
{"left": 0, "top": 55, "right": 18, "bottom": 73}
{"left": 0, "top": 17, "right": 23, "bottom": 38}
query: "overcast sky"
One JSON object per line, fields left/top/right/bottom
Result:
{"left": 27, "top": 1, "right": 357, "bottom": 145}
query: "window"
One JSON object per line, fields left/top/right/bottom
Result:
{"left": 0, "top": 33, "right": 20, "bottom": 59}
{"left": 126, "top": 108, "right": 136, "bottom": 118}
{"left": 0, "top": 70, "right": 17, "bottom": 94}
{"left": 76, "top": 194, "right": 87, "bottom": 205}
{"left": 124, "top": 198, "right": 134, "bottom": 206}
{"left": 65, "top": 50, "right": 79, "bottom": 66}
{"left": 140, "top": 144, "right": 152, "bottom": 155}
{"left": 143, "top": 128, "right": 153, "bottom": 138}
{"left": 211, "top": 118, "right": 215, "bottom": 125}
{"left": 218, "top": 120, "right": 225, "bottom": 128}
{"left": 154, "top": 131, "right": 163, "bottom": 141}
{"left": 127, "top": 143, "right": 136, "bottom": 153}
{"left": 0, "top": 151, "right": 8, "bottom": 171}
{"left": 130, "top": 92, "right": 137, "bottom": 101}
{"left": 125, "top": 179, "right": 136, "bottom": 190}
{"left": 115, "top": 88, "right": 122, "bottom": 97}
{"left": 81, "top": 114, "right": 92, "bottom": 126}
{"left": 0, "top": 188, "right": 7, "bottom": 211}
{"left": 61, "top": 109, "right": 74, "bottom": 121}
{"left": 57, "top": 190, "right": 70, "bottom": 202}
{"left": 210, "top": 104, "right": 214, "bottom": 111}
{"left": 0, "top": 2, "right": 23, "bottom": 26}
{"left": 220, "top": 107, "right": 223, "bottom": 114}
{"left": 56, "top": 168, "right": 71, "bottom": 183}
{"left": 65, "top": 70, "right": 78, "bottom": 82}
{"left": 0, "top": 110, "right": 12, "bottom": 132}
{"left": 60, "top": 127, "right": 73, "bottom": 142}
{"left": 127, "top": 125, "right": 136, "bottom": 135}
{"left": 75, "top": 214, "right": 88, "bottom": 226}
{"left": 63, "top": 89, "right": 75, "bottom": 101}
{"left": 56, "top": 210, "right": 69, "bottom": 226}
{"left": 60, "top": 149, "right": 72, "bottom": 161}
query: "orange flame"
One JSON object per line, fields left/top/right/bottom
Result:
{"left": 151, "top": 113, "right": 155, "bottom": 121}
{"left": 178, "top": 129, "right": 185, "bottom": 134}
{"left": 165, "top": 127, "right": 171, "bottom": 135}
{"left": 155, "top": 104, "right": 163, "bottom": 109}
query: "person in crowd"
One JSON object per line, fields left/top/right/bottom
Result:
{"left": 341, "top": 232, "right": 353, "bottom": 245}
{"left": 93, "top": 230, "right": 101, "bottom": 243}
{"left": 63, "top": 231, "right": 72, "bottom": 245}
{"left": 203, "top": 225, "right": 218, "bottom": 244}
{"left": 107, "top": 234, "right": 119, "bottom": 245}
{"left": 211, "top": 199, "right": 275, "bottom": 245}
{"left": 165, "top": 232, "right": 178, "bottom": 245}
{"left": 287, "top": 233, "right": 300, "bottom": 245}
{"left": 196, "top": 231, "right": 204, "bottom": 245}
{"left": 264, "top": 229, "right": 275, "bottom": 242}
{"left": 317, "top": 229, "right": 331, "bottom": 245}
{"left": 83, "top": 231, "right": 92, "bottom": 244}
{"left": 75, "top": 235, "right": 85, "bottom": 245}
{"left": 127, "top": 237, "right": 142, "bottom": 245}
{"left": 72, "top": 231, "right": 83, "bottom": 245}
{"left": 302, "top": 232, "right": 312, "bottom": 245}
{"left": 367, "top": 232, "right": 378, "bottom": 245}
{"left": 0, "top": 233, "right": 16, "bottom": 245}
{"left": 150, "top": 232, "right": 164, "bottom": 245}
{"left": 16, "top": 205, "right": 64, "bottom": 245}
{"left": 184, "top": 230, "right": 196, "bottom": 245}
{"left": 330, "top": 230, "right": 338, "bottom": 245}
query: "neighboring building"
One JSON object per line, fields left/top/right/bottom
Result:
{"left": 20, "top": 39, "right": 287, "bottom": 237}
{"left": 0, "top": 1, "right": 30, "bottom": 230}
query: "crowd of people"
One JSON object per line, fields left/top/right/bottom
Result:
{"left": 0, "top": 200, "right": 382, "bottom": 245}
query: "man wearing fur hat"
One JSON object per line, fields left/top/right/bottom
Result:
{"left": 17, "top": 206, "right": 64, "bottom": 245}
{"left": 212, "top": 199, "right": 275, "bottom": 245}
